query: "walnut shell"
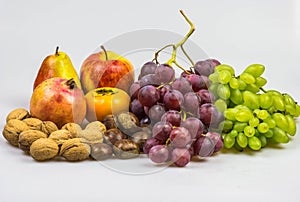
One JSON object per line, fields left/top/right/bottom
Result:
{"left": 41, "top": 121, "right": 58, "bottom": 135}
{"left": 60, "top": 138, "right": 90, "bottom": 161}
{"left": 30, "top": 138, "right": 59, "bottom": 161}
{"left": 61, "top": 123, "right": 82, "bottom": 138}
{"left": 78, "top": 129, "right": 103, "bottom": 145}
{"left": 2, "top": 119, "right": 29, "bottom": 146}
{"left": 114, "top": 112, "right": 140, "bottom": 136}
{"left": 85, "top": 121, "right": 106, "bottom": 133}
{"left": 18, "top": 130, "right": 48, "bottom": 152}
{"left": 23, "top": 118, "right": 43, "bottom": 131}
{"left": 48, "top": 130, "right": 73, "bottom": 146}
{"left": 6, "top": 108, "right": 30, "bottom": 123}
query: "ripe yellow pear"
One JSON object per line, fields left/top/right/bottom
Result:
{"left": 33, "top": 47, "right": 82, "bottom": 90}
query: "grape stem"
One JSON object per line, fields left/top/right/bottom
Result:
{"left": 260, "top": 88, "right": 267, "bottom": 93}
{"left": 166, "top": 10, "right": 195, "bottom": 70}
{"left": 152, "top": 44, "right": 175, "bottom": 64}
{"left": 180, "top": 45, "right": 195, "bottom": 67}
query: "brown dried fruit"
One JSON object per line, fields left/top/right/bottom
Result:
{"left": 30, "top": 138, "right": 59, "bottom": 161}
{"left": 114, "top": 112, "right": 140, "bottom": 135}
{"left": 61, "top": 123, "right": 82, "bottom": 138}
{"left": 102, "top": 115, "right": 117, "bottom": 130}
{"left": 85, "top": 121, "right": 106, "bottom": 133}
{"left": 18, "top": 130, "right": 48, "bottom": 152}
{"left": 48, "top": 130, "right": 73, "bottom": 146}
{"left": 2, "top": 119, "right": 29, "bottom": 146}
{"left": 23, "top": 118, "right": 43, "bottom": 130}
{"left": 113, "top": 139, "right": 139, "bottom": 159}
{"left": 78, "top": 129, "right": 103, "bottom": 145}
{"left": 6, "top": 108, "right": 30, "bottom": 123}
{"left": 130, "top": 131, "right": 151, "bottom": 152}
{"left": 104, "top": 128, "right": 127, "bottom": 145}
{"left": 60, "top": 138, "right": 90, "bottom": 161}
{"left": 41, "top": 121, "right": 58, "bottom": 135}
{"left": 90, "top": 143, "right": 113, "bottom": 160}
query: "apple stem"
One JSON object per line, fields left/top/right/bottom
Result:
{"left": 100, "top": 45, "right": 108, "bottom": 61}
{"left": 55, "top": 46, "right": 59, "bottom": 56}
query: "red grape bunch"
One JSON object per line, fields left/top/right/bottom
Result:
{"left": 128, "top": 59, "right": 224, "bottom": 167}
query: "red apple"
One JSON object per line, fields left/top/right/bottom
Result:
{"left": 80, "top": 48, "right": 134, "bottom": 94}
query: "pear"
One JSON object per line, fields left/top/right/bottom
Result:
{"left": 33, "top": 47, "right": 82, "bottom": 90}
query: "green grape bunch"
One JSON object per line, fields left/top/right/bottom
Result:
{"left": 208, "top": 63, "right": 300, "bottom": 151}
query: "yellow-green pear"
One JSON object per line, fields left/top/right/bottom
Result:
{"left": 33, "top": 47, "right": 82, "bottom": 90}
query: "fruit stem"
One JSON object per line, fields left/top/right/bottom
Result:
{"left": 260, "top": 88, "right": 267, "bottom": 93}
{"left": 55, "top": 46, "right": 59, "bottom": 56}
{"left": 180, "top": 45, "right": 194, "bottom": 67}
{"left": 100, "top": 45, "right": 108, "bottom": 61}
{"left": 166, "top": 10, "right": 195, "bottom": 66}
{"left": 152, "top": 44, "right": 175, "bottom": 64}
{"left": 66, "top": 78, "right": 76, "bottom": 90}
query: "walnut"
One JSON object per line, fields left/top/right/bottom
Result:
{"left": 41, "top": 121, "right": 58, "bottom": 135}
{"left": 60, "top": 138, "right": 90, "bottom": 161}
{"left": 23, "top": 118, "right": 43, "bottom": 131}
{"left": 6, "top": 108, "right": 30, "bottom": 123}
{"left": 2, "top": 119, "right": 29, "bottom": 146}
{"left": 18, "top": 130, "right": 48, "bottom": 152}
{"left": 61, "top": 123, "right": 82, "bottom": 138}
{"left": 48, "top": 130, "right": 73, "bottom": 146}
{"left": 30, "top": 138, "right": 59, "bottom": 161}
{"left": 78, "top": 129, "right": 103, "bottom": 145}
{"left": 85, "top": 121, "right": 106, "bottom": 133}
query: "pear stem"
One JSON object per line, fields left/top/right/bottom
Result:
{"left": 166, "top": 10, "right": 195, "bottom": 66}
{"left": 55, "top": 46, "right": 59, "bottom": 56}
{"left": 100, "top": 45, "right": 108, "bottom": 61}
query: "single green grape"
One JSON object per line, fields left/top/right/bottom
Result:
{"left": 243, "top": 64, "right": 265, "bottom": 78}
{"left": 230, "top": 88, "right": 243, "bottom": 105}
{"left": 285, "top": 114, "right": 296, "bottom": 136}
{"left": 245, "top": 84, "right": 260, "bottom": 93}
{"left": 219, "top": 120, "right": 234, "bottom": 132}
{"left": 267, "top": 90, "right": 283, "bottom": 97}
{"left": 248, "top": 136, "right": 262, "bottom": 150}
{"left": 224, "top": 134, "right": 236, "bottom": 149}
{"left": 234, "top": 142, "right": 244, "bottom": 151}
{"left": 255, "top": 77, "right": 267, "bottom": 88}
{"left": 263, "top": 117, "right": 276, "bottom": 129}
{"left": 256, "top": 110, "right": 270, "bottom": 120}
{"left": 283, "top": 93, "right": 296, "bottom": 106}
{"left": 258, "top": 135, "right": 267, "bottom": 147}
{"left": 224, "top": 108, "right": 238, "bottom": 121}
{"left": 228, "top": 129, "right": 239, "bottom": 138}
{"left": 214, "top": 99, "right": 227, "bottom": 113}
{"left": 235, "top": 109, "right": 253, "bottom": 122}
{"left": 218, "top": 70, "right": 232, "bottom": 84}
{"left": 259, "top": 93, "right": 273, "bottom": 109}
{"left": 272, "top": 113, "right": 289, "bottom": 133}
{"left": 242, "top": 91, "right": 260, "bottom": 110}
{"left": 262, "top": 129, "right": 273, "bottom": 138}
{"left": 236, "top": 132, "right": 248, "bottom": 148}
{"left": 285, "top": 104, "right": 296, "bottom": 116}
{"left": 217, "top": 84, "right": 231, "bottom": 100}
{"left": 257, "top": 122, "right": 269, "bottom": 133}
{"left": 271, "top": 127, "right": 289, "bottom": 143}
{"left": 208, "top": 72, "right": 219, "bottom": 83}
{"left": 208, "top": 83, "right": 219, "bottom": 96}
{"left": 215, "top": 64, "right": 235, "bottom": 75}
{"left": 272, "top": 95, "right": 286, "bottom": 111}
{"left": 244, "top": 126, "right": 256, "bottom": 137}
{"left": 238, "top": 79, "right": 247, "bottom": 90}
{"left": 229, "top": 77, "right": 239, "bottom": 89}
{"left": 234, "top": 105, "right": 250, "bottom": 110}
{"left": 233, "top": 122, "right": 248, "bottom": 132}
{"left": 240, "top": 72, "right": 256, "bottom": 84}
{"left": 249, "top": 117, "right": 260, "bottom": 127}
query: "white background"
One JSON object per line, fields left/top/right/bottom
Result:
{"left": 1, "top": 0, "right": 300, "bottom": 201}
